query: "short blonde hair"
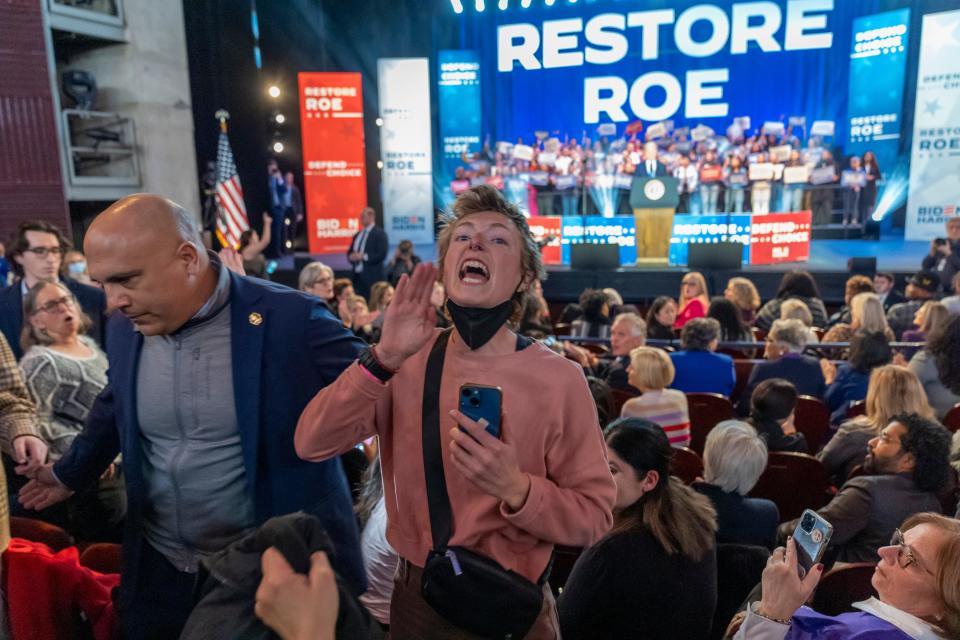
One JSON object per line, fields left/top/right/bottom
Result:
{"left": 726, "top": 277, "right": 761, "bottom": 311}
{"left": 436, "top": 185, "right": 546, "bottom": 323}
{"left": 780, "top": 298, "right": 813, "bottom": 327}
{"left": 851, "top": 292, "right": 889, "bottom": 334}
{"left": 628, "top": 346, "right": 674, "bottom": 390}
{"left": 298, "top": 261, "right": 333, "bottom": 292}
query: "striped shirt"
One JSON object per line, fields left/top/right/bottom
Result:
{"left": 620, "top": 389, "right": 691, "bottom": 448}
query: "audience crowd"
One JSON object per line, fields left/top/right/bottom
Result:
{"left": 1, "top": 189, "right": 959, "bottom": 640}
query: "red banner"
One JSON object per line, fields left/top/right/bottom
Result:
{"left": 749, "top": 211, "right": 812, "bottom": 265}
{"left": 699, "top": 165, "right": 723, "bottom": 183}
{"left": 527, "top": 216, "right": 563, "bottom": 265}
{"left": 299, "top": 72, "right": 367, "bottom": 254}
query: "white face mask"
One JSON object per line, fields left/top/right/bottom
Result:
{"left": 68, "top": 261, "right": 87, "bottom": 275}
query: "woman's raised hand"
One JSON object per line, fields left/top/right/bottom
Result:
{"left": 375, "top": 262, "right": 439, "bottom": 371}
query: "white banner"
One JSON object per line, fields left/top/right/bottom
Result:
{"left": 378, "top": 58, "right": 434, "bottom": 245}
{"left": 906, "top": 10, "right": 960, "bottom": 240}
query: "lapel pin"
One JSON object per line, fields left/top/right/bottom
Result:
{"left": 248, "top": 312, "right": 263, "bottom": 326}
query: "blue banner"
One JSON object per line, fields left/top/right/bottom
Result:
{"left": 846, "top": 9, "right": 910, "bottom": 199}
{"left": 560, "top": 215, "right": 637, "bottom": 265}
{"left": 438, "top": 50, "right": 482, "bottom": 205}
{"left": 669, "top": 214, "right": 752, "bottom": 265}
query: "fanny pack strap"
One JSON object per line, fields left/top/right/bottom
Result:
{"left": 422, "top": 329, "right": 455, "bottom": 550}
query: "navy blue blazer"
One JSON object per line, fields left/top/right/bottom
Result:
{"left": 694, "top": 482, "right": 779, "bottom": 550}
{"left": 736, "top": 354, "right": 826, "bottom": 415}
{"left": 0, "top": 279, "right": 106, "bottom": 360}
{"left": 53, "top": 273, "right": 367, "bottom": 604}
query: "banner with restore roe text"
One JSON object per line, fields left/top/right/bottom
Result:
{"left": 299, "top": 72, "right": 367, "bottom": 254}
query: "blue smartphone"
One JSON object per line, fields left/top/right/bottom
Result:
{"left": 459, "top": 384, "right": 502, "bottom": 439}
{"left": 793, "top": 509, "right": 834, "bottom": 578}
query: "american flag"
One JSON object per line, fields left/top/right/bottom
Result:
{"left": 214, "top": 124, "right": 249, "bottom": 249}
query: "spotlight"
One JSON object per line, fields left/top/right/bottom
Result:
{"left": 375, "top": 117, "right": 383, "bottom": 127}
{"left": 268, "top": 85, "right": 280, "bottom": 98}
{"left": 273, "top": 141, "right": 284, "bottom": 153}
{"left": 275, "top": 113, "right": 286, "bottom": 124}
{"left": 475, "top": 0, "right": 484, "bottom": 11}
{"left": 285, "top": 240, "right": 293, "bottom": 249}
{"left": 377, "top": 160, "right": 384, "bottom": 169}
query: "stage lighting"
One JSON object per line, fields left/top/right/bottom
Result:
{"left": 498, "top": 0, "right": 508, "bottom": 9}
{"left": 520, "top": 0, "right": 532, "bottom": 8}
{"left": 545, "top": 0, "right": 555, "bottom": 5}
{"left": 268, "top": 85, "right": 280, "bottom": 98}
{"left": 449, "top": 0, "right": 464, "bottom": 13}
{"left": 285, "top": 240, "right": 293, "bottom": 249}
{"left": 475, "top": 0, "right": 484, "bottom": 11}
{"left": 871, "top": 165, "right": 909, "bottom": 222}
{"left": 275, "top": 113, "right": 285, "bottom": 124}
{"left": 375, "top": 117, "right": 383, "bottom": 127}
{"left": 273, "top": 141, "right": 284, "bottom": 153}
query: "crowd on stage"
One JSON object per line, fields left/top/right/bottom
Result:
{"left": 1, "top": 185, "right": 959, "bottom": 640}
{"left": 453, "top": 121, "right": 882, "bottom": 227}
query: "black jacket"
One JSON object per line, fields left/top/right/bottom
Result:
{"left": 181, "top": 513, "right": 376, "bottom": 640}
{"left": 693, "top": 482, "right": 780, "bottom": 550}
{"left": 347, "top": 225, "right": 388, "bottom": 292}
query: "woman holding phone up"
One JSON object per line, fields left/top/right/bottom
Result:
{"left": 294, "top": 185, "right": 615, "bottom": 640}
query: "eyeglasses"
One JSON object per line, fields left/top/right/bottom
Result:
{"left": 312, "top": 277, "right": 333, "bottom": 286}
{"left": 34, "top": 296, "right": 73, "bottom": 315}
{"left": 889, "top": 528, "right": 934, "bottom": 575}
{"left": 24, "top": 246, "right": 63, "bottom": 258}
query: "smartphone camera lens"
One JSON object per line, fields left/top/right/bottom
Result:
{"left": 801, "top": 514, "right": 815, "bottom": 533}
{"left": 469, "top": 397, "right": 480, "bottom": 407}
{"left": 462, "top": 389, "right": 471, "bottom": 397}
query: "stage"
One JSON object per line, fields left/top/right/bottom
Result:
{"left": 270, "top": 236, "right": 925, "bottom": 306}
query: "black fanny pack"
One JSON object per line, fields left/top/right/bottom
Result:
{"left": 418, "top": 329, "right": 545, "bottom": 639}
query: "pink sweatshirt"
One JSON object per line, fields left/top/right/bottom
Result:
{"left": 296, "top": 331, "right": 616, "bottom": 583}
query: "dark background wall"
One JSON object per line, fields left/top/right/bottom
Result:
{"left": 183, "top": 0, "right": 435, "bottom": 238}
{"left": 0, "top": 0, "right": 69, "bottom": 245}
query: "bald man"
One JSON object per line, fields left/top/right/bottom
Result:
{"left": 18, "top": 194, "right": 366, "bottom": 639}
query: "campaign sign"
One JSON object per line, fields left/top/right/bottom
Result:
{"left": 748, "top": 163, "right": 775, "bottom": 181}
{"left": 528, "top": 216, "right": 563, "bottom": 265}
{"left": 841, "top": 170, "right": 867, "bottom": 188}
{"left": 783, "top": 166, "right": 810, "bottom": 184}
{"left": 560, "top": 216, "right": 636, "bottom": 265}
{"left": 749, "top": 212, "right": 812, "bottom": 265}
{"left": 811, "top": 120, "right": 836, "bottom": 137}
{"left": 810, "top": 166, "right": 837, "bottom": 185}
{"left": 298, "top": 72, "right": 366, "bottom": 254}
{"left": 700, "top": 165, "right": 723, "bottom": 183}
{"left": 668, "top": 214, "right": 752, "bottom": 266}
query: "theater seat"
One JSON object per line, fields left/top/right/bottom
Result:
{"left": 79, "top": 543, "right": 122, "bottom": 575}
{"left": 749, "top": 452, "right": 830, "bottom": 521}
{"left": 846, "top": 400, "right": 866, "bottom": 419}
{"left": 794, "top": 395, "right": 829, "bottom": 454}
{"left": 10, "top": 517, "right": 73, "bottom": 552}
{"left": 732, "top": 360, "right": 756, "bottom": 403}
{"left": 687, "top": 393, "right": 734, "bottom": 455}
{"left": 553, "top": 323, "right": 571, "bottom": 336}
{"left": 610, "top": 388, "right": 638, "bottom": 416}
{"left": 811, "top": 563, "right": 877, "bottom": 616}
{"left": 670, "top": 447, "right": 703, "bottom": 485}
{"left": 943, "top": 403, "right": 960, "bottom": 433}
{"left": 711, "top": 544, "right": 768, "bottom": 640}
{"left": 550, "top": 545, "right": 583, "bottom": 597}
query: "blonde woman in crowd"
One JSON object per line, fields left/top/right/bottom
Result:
{"left": 724, "top": 277, "right": 762, "bottom": 326}
{"left": 675, "top": 271, "right": 710, "bottom": 330}
{"left": 620, "top": 347, "right": 691, "bottom": 448}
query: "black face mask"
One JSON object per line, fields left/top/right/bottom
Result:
{"left": 446, "top": 298, "right": 514, "bottom": 350}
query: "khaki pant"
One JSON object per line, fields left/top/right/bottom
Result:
{"left": 389, "top": 558, "right": 560, "bottom": 640}
{"left": 634, "top": 207, "right": 675, "bottom": 260}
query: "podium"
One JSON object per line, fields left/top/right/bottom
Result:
{"left": 630, "top": 176, "right": 679, "bottom": 263}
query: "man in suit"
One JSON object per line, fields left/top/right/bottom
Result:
{"left": 346, "top": 206, "right": 388, "bottom": 299}
{"left": 639, "top": 141, "right": 668, "bottom": 178}
{"left": 634, "top": 142, "right": 673, "bottom": 260}
{"left": 874, "top": 272, "right": 905, "bottom": 311}
{"left": 778, "top": 414, "right": 950, "bottom": 564}
{"left": 599, "top": 312, "right": 646, "bottom": 393}
{"left": 0, "top": 221, "right": 106, "bottom": 360}
{"left": 921, "top": 216, "right": 960, "bottom": 291}
{"left": 18, "top": 195, "right": 366, "bottom": 640}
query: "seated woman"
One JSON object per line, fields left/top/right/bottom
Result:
{"left": 822, "top": 292, "right": 896, "bottom": 346}
{"left": 909, "top": 314, "right": 960, "bottom": 420}
{"left": 298, "top": 261, "right": 335, "bottom": 305}
{"left": 675, "top": 271, "right": 710, "bottom": 330}
{"left": 570, "top": 288, "right": 611, "bottom": 338}
{"left": 558, "top": 419, "right": 718, "bottom": 640}
{"left": 747, "top": 378, "right": 807, "bottom": 453}
{"left": 736, "top": 512, "right": 960, "bottom": 640}
{"left": 295, "top": 185, "right": 615, "bottom": 638}
{"left": 708, "top": 296, "right": 753, "bottom": 344}
{"left": 345, "top": 294, "right": 377, "bottom": 343}
{"left": 17, "top": 281, "right": 125, "bottom": 541}
{"left": 724, "top": 277, "right": 761, "bottom": 327}
{"left": 621, "top": 346, "right": 691, "bottom": 448}
{"left": 818, "top": 365, "right": 934, "bottom": 485}
{"left": 780, "top": 299, "right": 820, "bottom": 345}
{"left": 825, "top": 275, "right": 874, "bottom": 328}
{"left": 902, "top": 300, "right": 949, "bottom": 346}
{"left": 645, "top": 296, "right": 678, "bottom": 341}
{"left": 694, "top": 420, "right": 779, "bottom": 549}
{"left": 755, "top": 269, "right": 829, "bottom": 331}
{"left": 737, "top": 319, "right": 825, "bottom": 416}
{"left": 821, "top": 330, "right": 893, "bottom": 425}
{"left": 669, "top": 318, "right": 736, "bottom": 397}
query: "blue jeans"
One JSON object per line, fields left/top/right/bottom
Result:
{"left": 700, "top": 184, "right": 720, "bottom": 214}
{"left": 782, "top": 185, "right": 805, "bottom": 212}
{"left": 727, "top": 189, "right": 745, "bottom": 213}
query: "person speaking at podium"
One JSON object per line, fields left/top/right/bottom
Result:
{"left": 632, "top": 142, "right": 678, "bottom": 263}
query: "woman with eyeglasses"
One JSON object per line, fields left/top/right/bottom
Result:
{"left": 735, "top": 512, "right": 960, "bottom": 639}
{"left": 16, "top": 281, "right": 125, "bottom": 541}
